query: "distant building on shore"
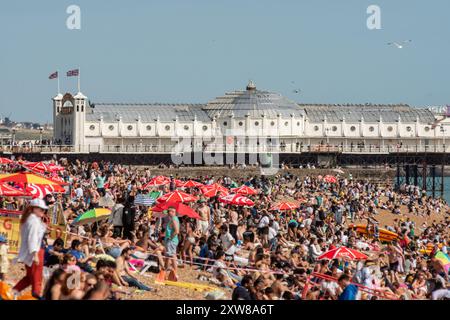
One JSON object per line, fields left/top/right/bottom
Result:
{"left": 52, "top": 81, "right": 450, "bottom": 152}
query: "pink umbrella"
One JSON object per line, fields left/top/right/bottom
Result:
{"left": 219, "top": 194, "right": 255, "bottom": 206}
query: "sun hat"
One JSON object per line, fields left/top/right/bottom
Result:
{"left": 29, "top": 198, "right": 49, "bottom": 210}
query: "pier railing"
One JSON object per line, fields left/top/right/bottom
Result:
{"left": 0, "top": 144, "right": 449, "bottom": 154}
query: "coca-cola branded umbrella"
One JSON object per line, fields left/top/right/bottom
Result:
{"left": 318, "top": 246, "right": 368, "bottom": 261}
{"left": 219, "top": 194, "right": 255, "bottom": 206}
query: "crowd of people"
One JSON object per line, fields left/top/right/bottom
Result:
{"left": 0, "top": 158, "right": 449, "bottom": 300}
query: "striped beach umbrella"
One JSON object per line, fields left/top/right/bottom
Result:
{"left": 72, "top": 208, "right": 112, "bottom": 226}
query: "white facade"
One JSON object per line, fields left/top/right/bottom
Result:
{"left": 52, "top": 82, "right": 450, "bottom": 153}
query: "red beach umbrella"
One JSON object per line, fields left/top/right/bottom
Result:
{"left": 143, "top": 176, "right": 170, "bottom": 189}
{"left": 219, "top": 194, "right": 254, "bottom": 206}
{"left": 23, "top": 161, "right": 53, "bottom": 173}
{"left": 231, "top": 185, "right": 257, "bottom": 195}
{"left": 324, "top": 175, "right": 337, "bottom": 184}
{"left": 318, "top": 246, "right": 368, "bottom": 261}
{"left": 179, "top": 180, "right": 204, "bottom": 188}
{"left": 269, "top": 201, "right": 300, "bottom": 211}
{"left": 152, "top": 202, "right": 201, "bottom": 219}
{"left": 157, "top": 190, "right": 198, "bottom": 203}
{"left": 0, "top": 157, "right": 13, "bottom": 165}
{"left": 26, "top": 183, "right": 66, "bottom": 199}
{"left": 0, "top": 183, "right": 27, "bottom": 197}
{"left": 201, "top": 183, "right": 229, "bottom": 198}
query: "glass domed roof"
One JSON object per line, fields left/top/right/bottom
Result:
{"left": 203, "top": 81, "right": 304, "bottom": 119}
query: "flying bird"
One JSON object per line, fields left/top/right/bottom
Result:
{"left": 293, "top": 89, "right": 301, "bottom": 94}
{"left": 387, "top": 40, "right": 412, "bottom": 49}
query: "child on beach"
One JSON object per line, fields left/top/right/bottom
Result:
{"left": 0, "top": 235, "right": 9, "bottom": 281}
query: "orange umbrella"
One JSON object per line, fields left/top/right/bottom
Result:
{"left": 0, "top": 173, "right": 63, "bottom": 186}
{"left": 269, "top": 201, "right": 299, "bottom": 211}
{"left": 156, "top": 191, "right": 198, "bottom": 203}
{"left": 231, "top": 185, "right": 257, "bottom": 195}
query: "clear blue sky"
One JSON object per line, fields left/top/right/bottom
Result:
{"left": 1, "top": 0, "right": 449, "bottom": 122}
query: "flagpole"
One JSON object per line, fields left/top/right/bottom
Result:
{"left": 57, "top": 71, "right": 60, "bottom": 94}
{"left": 78, "top": 67, "right": 81, "bottom": 93}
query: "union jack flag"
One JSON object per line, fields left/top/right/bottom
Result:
{"left": 67, "top": 69, "right": 79, "bottom": 77}
{"left": 48, "top": 71, "right": 58, "bottom": 79}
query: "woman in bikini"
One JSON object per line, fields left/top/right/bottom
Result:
{"left": 180, "top": 220, "right": 198, "bottom": 267}
{"left": 97, "top": 224, "right": 131, "bottom": 259}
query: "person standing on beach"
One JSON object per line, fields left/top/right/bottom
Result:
{"left": 197, "top": 200, "right": 210, "bottom": 237}
{"left": 163, "top": 207, "right": 180, "bottom": 281}
{"left": 13, "top": 199, "right": 48, "bottom": 299}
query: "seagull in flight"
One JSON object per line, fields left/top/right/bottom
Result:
{"left": 387, "top": 40, "right": 412, "bottom": 49}
{"left": 293, "top": 89, "right": 301, "bottom": 94}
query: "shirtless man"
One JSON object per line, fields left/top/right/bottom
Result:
{"left": 197, "top": 200, "right": 211, "bottom": 237}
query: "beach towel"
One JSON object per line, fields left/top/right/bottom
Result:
{"left": 434, "top": 251, "right": 450, "bottom": 273}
